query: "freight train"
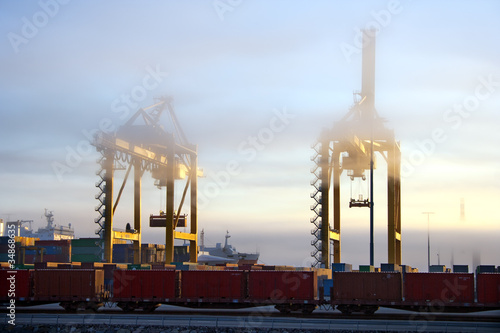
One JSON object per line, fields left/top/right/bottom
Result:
{"left": 1, "top": 266, "right": 499, "bottom": 314}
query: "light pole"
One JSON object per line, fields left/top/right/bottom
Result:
{"left": 423, "top": 212, "right": 434, "bottom": 272}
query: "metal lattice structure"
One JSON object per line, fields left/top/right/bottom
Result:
{"left": 310, "top": 30, "right": 401, "bottom": 268}
{"left": 93, "top": 97, "right": 202, "bottom": 264}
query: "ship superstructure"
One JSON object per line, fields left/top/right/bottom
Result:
{"left": 201, "top": 230, "right": 259, "bottom": 265}
{"left": 19, "top": 209, "right": 75, "bottom": 240}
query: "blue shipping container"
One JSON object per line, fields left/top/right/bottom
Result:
{"left": 453, "top": 265, "right": 469, "bottom": 273}
{"left": 332, "top": 263, "right": 352, "bottom": 272}
{"left": 323, "top": 279, "right": 333, "bottom": 297}
{"left": 381, "top": 263, "right": 401, "bottom": 272}
{"left": 476, "top": 265, "right": 496, "bottom": 273}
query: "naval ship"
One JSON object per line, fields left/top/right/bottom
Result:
{"left": 19, "top": 209, "right": 75, "bottom": 240}
{"left": 199, "top": 230, "right": 259, "bottom": 265}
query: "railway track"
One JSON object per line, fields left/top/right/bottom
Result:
{"left": 3, "top": 312, "right": 500, "bottom": 333}
{"left": 4, "top": 306, "right": 500, "bottom": 323}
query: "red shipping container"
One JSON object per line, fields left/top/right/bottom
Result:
{"left": 181, "top": 271, "right": 244, "bottom": 300}
{"left": 113, "top": 270, "right": 177, "bottom": 300}
{"left": 404, "top": 273, "right": 474, "bottom": 303}
{"left": 248, "top": 271, "right": 317, "bottom": 301}
{"left": 35, "top": 240, "right": 71, "bottom": 247}
{"left": 34, "top": 269, "right": 104, "bottom": 301}
{"left": 0, "top": 270, "right": 32, "bottom": 301}
{"left": 333, "top": 272, "right": 402, "bottom": 301}
{"left": 477, "top": 273, "right": 500, "bottom": 304}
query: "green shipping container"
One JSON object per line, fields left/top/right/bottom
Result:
{"left": 71, "top": 247, "right": 101, "bottom": 255}
{"left": 359, "top": 265, "right": 375, "bottom": 272}
{"left": 71, "top": 254, "right": 101, "bottom": 262}
{"left": 71, "top": 238, "right": 102, "bottom": 247}
{"left": 127, "top": 264, "right": 151, "bottom": 270}
{"left": 13, "top": 264, "right": 34, "bottom": 269}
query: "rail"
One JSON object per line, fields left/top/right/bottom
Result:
{"left": 4, "top": 314, "right": 500, "bottom": 332}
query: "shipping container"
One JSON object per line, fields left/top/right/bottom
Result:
{"left": 453, "top": 265, "right": 469, "bottom": 273}
{"left": 150, "top": 264, "right": 176, "bottom": 270}
{"left": 81, "top": 262, "right": 104, "bottom": 269}
{"left": 181, "top": 270, "right": 244, "bottom": 300}
{"left": 248, "top": 271, "right": 317, "bottom": 301}
{"left": 12, "top": 264, "right": 34, "bottom": 270}
{"left": 1, "top": 262, "right": 12, "bottom": 268}
{"left": 33, "top": 269, "right": 104, "bottom": 301}
{"left": 332, "top": 272, "right": 402, "bottom": 302}
{"left": 127, "top": 264, "right": 151, "bottom": 270}
{"left": 71, "top": 247, "right": 101, "bottom": 255}
{"left": 34, "top": 262, "right": 59, "bottom": 269}
{"left": 332, "top": 263, "right": 352, "bottom": 272}
{"left": 359, "top": 265, "right": 375, "bottom": 272}
{"left": 71, "top": 238, "right": 101, "bottom": 247}
{"left": 400, "top": 265, "right": 412, "bottom": 273}
{"left": 113, "top": 270, "right": 177, "bottom": 300}
{"left": 71, "top": 254, "right": 101, "bottom": 262}
{"left": 476, "top": 273, "right": 500, "bottom": 304}
{"left": 323, "top": 279, "right": 333, "bottom": 297}
{"left": 380, "top": 263, "right": 401, "bottom": 272}
{"left": 429, "top": 265, "right": 446, "bottom": 273}
{"left": 404, "top": 273, "right": 474, "bottom": 303}
{"left": 476, "top": 265, "right": 496, "bottom": 274}
{"left": 0, "top": 269, "right": 32, "bottom": 301}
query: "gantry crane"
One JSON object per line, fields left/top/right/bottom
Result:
{"left": 311, "top": 30, "right": 401, "bottom": 268}
{"left": 93, "top": 96, "right": 202, "bottom": 264}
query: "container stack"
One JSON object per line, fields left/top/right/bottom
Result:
{"left": 71, "top": 238, "right": 102, "bottom": 263}
{"left": 25, "top": 239, "right": 71, "bottom": 263}
{"left": 113, "top": 244, "right": 134, "bottom": 263}
{"left": 476, "top": 265, "right": 496, "bottom": 274}
{"left": 429, "top": 265, "right": 446, "bottom": 273}
{"left": 0, "top": 237, "right": 11, "bottom": 263}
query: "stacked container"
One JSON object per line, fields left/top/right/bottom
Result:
{"left": 71, "top": 238, "right": 101, "bottom": 262}
{"left": 453, "top": 265, "right": 469, "bottom": 273}
{"left": 113, "top": 244, "right": 134, "bottom": 263}
{"left": 25, "top": 240, "right": 71, "bottom": 263}
{"left": 332, "top": 263, "right": 352, "bottom": 272}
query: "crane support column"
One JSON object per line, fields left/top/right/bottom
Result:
{"left": 189, "top": 145, "right": 198, "bottom": 263}
{"left": 133, "top": 158, "right": 142, "bottom": 264}
{"left": 332, "top": 147, "right": 341, "bottom": 264}
{"left": 165, "top": 135, "right": 176, "bottom": 264}
{"left": 320, "top": 139, "right": 330, "bottom": 268}
{"left": 361, "top": 29, "right": 376, "bottom": 112}
{"left": 395, "top": 142, "right": 402, "bottom": 264}
{"left": 103, "top": 150, "right": 114, "bottom": 263}
{"left": 387, "top": 141, "right": 402, "bottom": 264}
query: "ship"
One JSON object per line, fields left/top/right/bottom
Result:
{"left": 199, "top": 230, "right": 259, "bottom": 265}
{"left": 19, "top": 209, "right": 75, "bottom": 240}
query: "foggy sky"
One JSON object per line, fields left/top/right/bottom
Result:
{"left": 1, "top": 0, "right": 499, "bottom": 271}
